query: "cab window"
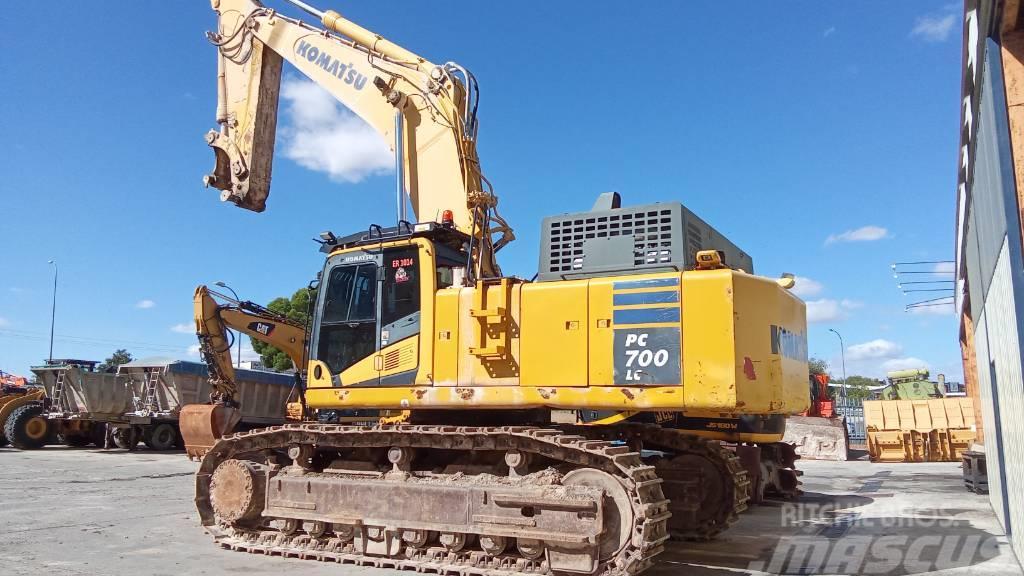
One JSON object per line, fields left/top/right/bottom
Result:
{"left": 317, "top": 263, "right": 377, "bottom": 373}
{"left": 382, "top": 248, "right": 419, "bottom": 326}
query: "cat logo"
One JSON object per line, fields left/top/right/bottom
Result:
{"left": 248, "top": 321, "right": 274, "bottom": 337}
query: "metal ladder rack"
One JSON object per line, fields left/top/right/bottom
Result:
{"left": 143, "top": 368, "right": 165, "bottom": 413}
{"left": 51, "top": 369, "right": 69, "bottom": 413}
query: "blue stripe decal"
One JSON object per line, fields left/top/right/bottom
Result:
{"left": 613, "top": 277, "right": 679, "bottom": 290}
{"left": 614, "top": 307, "right": 681, "bottom": 325}
{"left": 613, "top": 291, "right": 679, "bottom": 306}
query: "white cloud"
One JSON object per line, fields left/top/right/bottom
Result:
{"left": 806, "top": 298, "right": 861, "bottom": 323}
{"left": 280, "top": 78, "right": 393, "bottom": 183}
{"left": 0, "top": 316, "right": 9, "bottom": 327}
{"left": 806, "top": 299, "right": 845, "bottom": 323}
{"left": 910, "top": 13, "right": 956, "bottom": 42}
{"left": 847, "top": 339, "right": 903, "bottom": 361}
{"left": 881, "top": 357, "right": 931, "bottom": 372}
{"left": 170, "top": 323, "right": 194, "bottom": 334}
{"left": 823, "top": 26, "right": 836, "bottom": 38}
{"left": 135, "top": 299, "right": 156, "bottom": 309}
{"left": 825, "top": 225, "right": 889, "bottom": 245}
{"left": 186, "top": 344, "right": 201, "bottom": 357}
{"left": 791, "top": 276, "right": 824, "bottom": 298}
{"left": 933, "top": 262, "right": 955, "bottom": 273}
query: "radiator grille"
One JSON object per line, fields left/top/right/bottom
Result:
{"left": 547, "top": 208, "right": 675, "bottom": 274}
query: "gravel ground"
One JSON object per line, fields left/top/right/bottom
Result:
{"left": 0, "top": 446, "right": 1019, "bottom": 575}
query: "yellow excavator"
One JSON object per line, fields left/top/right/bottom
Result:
{"left": 184, "top": 1, "right": 809, "bottom": 573}
{"left": 184, "top": 284, "right": 308, "bottom": 456}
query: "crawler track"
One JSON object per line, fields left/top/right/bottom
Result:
{"left": 196, "top": 424, "right": 672, "bottom": 576}
{"left": 570, "top": 424, "right": 751, "bottom": 541}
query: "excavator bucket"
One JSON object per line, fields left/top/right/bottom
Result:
{"left": 180, "top": 404, "right": 241, "bottom": 460}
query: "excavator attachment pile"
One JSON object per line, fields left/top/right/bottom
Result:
{"left": 864, "top": 398, "right": 977, "bottom": 462}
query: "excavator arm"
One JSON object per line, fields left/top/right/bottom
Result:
{"left": 182, "top": 284, "right": 308, "bottom": 458}
{"left": 193, "top": 284, "right": 306, "bottom": 400}
{"left": 204, "top": 0, "right": 511, "bottom": 277}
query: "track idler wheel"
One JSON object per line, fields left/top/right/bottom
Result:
{"left": 210, "top": 459, "right": 267, "bottom": 525}
{"left": 561, "top": 468, "right": 633, "bottom": 561}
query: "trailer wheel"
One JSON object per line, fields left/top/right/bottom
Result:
{"left": 144, "top": 423, "right": 178, "bottom": 451}
{"left": 112, "top": 426, "right": 139, "bottom": 450}
{"left": 89, "top": 422, "right": 107, "bottom": 447}
{"left": 5, "top": 403, "right": 50, "bottom": 450}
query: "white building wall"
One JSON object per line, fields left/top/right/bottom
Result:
{"left": 975, "top": 240, "right": 1024, "bottom": 553}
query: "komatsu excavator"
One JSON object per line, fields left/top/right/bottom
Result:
{"left": 186, "top": 1, "right": 810, "bottom": 574}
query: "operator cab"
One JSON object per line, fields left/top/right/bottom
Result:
{"left": 310, "top": 223, "right": 468, "bottom": 386}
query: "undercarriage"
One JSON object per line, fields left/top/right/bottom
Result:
{"left": 195, "top": 422, "right": 772, "bottom": 575}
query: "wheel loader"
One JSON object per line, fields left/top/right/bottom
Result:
{"left": 180, "top": 2, "right": 811, "bottom": 574}
{"left": 0, "top": 383, "right": 47, "bottom": 449}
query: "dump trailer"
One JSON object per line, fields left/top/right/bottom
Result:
{"left": 27, "top": 360, "right": 137, "bottom": 449}
{"left": 864, "top": 398, "right": 977, "bottom": 462}
{"left": 120, "top": 359, "right": 297, "bottom": 454}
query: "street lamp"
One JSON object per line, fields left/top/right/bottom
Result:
{"left": 215, "top": 281, "right": 242, "bottom": 368}
{"left": 828, "top": 328, "right": 847, "bottom": 399}
{"left": 47, "top": 260, "right": 57, "bottom": 364}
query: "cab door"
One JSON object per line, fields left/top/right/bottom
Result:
{"left": 313, "top": 258, "right": 380, "bottom": 386}
{"left": 376, "top": 246, "right": 421, "bottom": 385}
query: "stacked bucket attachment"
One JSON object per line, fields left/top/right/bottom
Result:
{"left": 864, "top": 398, "right": 976, "bottom": 462}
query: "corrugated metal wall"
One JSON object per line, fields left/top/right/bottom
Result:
{"left": 965, "top": 35, "right": 1024, "bottom": 554}
{"left": 973, "top": 243, "right": 1019, "bottom": 535}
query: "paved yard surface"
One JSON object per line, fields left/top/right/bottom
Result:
{"left": 0, "top": 446, "right": 1019, "bottom": 575}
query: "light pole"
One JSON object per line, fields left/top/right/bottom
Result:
{"left": 215, "top": 281, "right": 242, "bottom": 368}
{"left": 828, "top": 328, "right": 847, "bottom": 399}
{"left": 47, "top": 260, "right": 57, "bottom": 364}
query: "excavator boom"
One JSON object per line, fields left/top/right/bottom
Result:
{"left": 204, "top": 0, "right": 510, "bottom": 277}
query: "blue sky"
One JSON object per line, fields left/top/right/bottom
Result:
{"left": 0, "top": 1, "right": 964, "bottom": 381}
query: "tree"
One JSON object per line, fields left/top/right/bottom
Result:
{"left": 251, "top": 287, "right": 316, "bottom": 371}
{"left": 99, "top": 349, "right": 133, "bottom": 373}
{"left": 835, "top": 375, "right": 881, "bottom": 401}
{"left": 808, "top": 357, "right": 829, "bottom": 377}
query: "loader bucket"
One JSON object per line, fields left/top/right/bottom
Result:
{"left": 180, "top": 403, "right": 241, "bottom": 460}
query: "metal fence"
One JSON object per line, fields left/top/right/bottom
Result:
{"left": 834, "top": 396, "right": 866, "bottom": 443}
